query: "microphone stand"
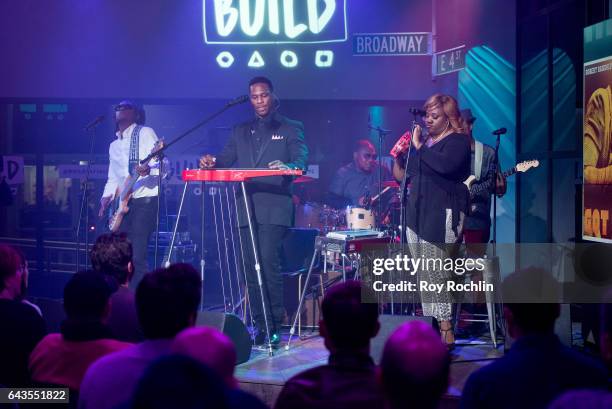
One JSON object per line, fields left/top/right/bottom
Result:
{"left": 75, "top": 122, "right": 100, "bottom": 272}
{"left": 368, "top": 124, "right": 391, "bottom": 226}
{"left": 153, "top": 152, "right": 164, "bottom": 268}
{"left": 142, "top": 98, "right": 247, "bottom": 277}
{"left": 399, "top": 113, "right": 419, "bottom": 245}
{"left": 404, "top": 114, "right": 423, "bottom": 316}
{"left": 140, "top": 99, "right": 245, "bottom": 164}
{"left": 397, "top": 115, "right": 419, "bottom": 317}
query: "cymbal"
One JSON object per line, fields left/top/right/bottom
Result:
{"left": 294, "top": 175, "right": 316, "bottom": 183}
{"left": 382, "top": 180, "right": 399, "bottom": 188}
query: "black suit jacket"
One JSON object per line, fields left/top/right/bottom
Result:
{"left": 460, "top": 334, "right": 608, "bottom": 409}
{"left": 215, "top": 112, "right": 308, "bottom": 227}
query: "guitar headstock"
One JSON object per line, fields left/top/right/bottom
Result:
{"left": 516, "top": 160, "right": 539, "bottom": 173}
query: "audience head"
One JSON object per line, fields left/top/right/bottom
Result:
{"left": 320, "top": 280, "right": 380, "bottom": 352}
{"left": 136, "top": 263, "right": 201, "bottom": 340}
{"left": 600, "top": 289, "right": 612, "bottom": 369}
{"left": 63, "top": 271, "right": 112, "bottom": 322}
{"left": 380, "top": 321, "right": 450, "bottom": 409}
{"left": 502, "top": 268, "right": 560, "bottom": 338}
{"left": 503, "top": 303, "right": 560, "bottom": 338}
{"left": 12, "top": 246, "right": 29, "bottom": 300}
{"left": 549, "top": 390, "right": 612, "bottom": 409}
{"left": 504, "top": 303, "right": 560, "bottom": 338}
{"left": 90, "top": 232, "right": 134, "bottom": 288}
{"left": 172, "top": 327, "right": 237, "bottom": 388}
{"left": 353, "top": 139, "right": 378, "bottom": 174}
{"left": 131, "top": 354, "right": 229, "bottom": 409}
{"left": 423, "top": 93, "right": 466, "bottom": 136}
{"left": 0, "top": 244, "right": 26, "bottom": 300}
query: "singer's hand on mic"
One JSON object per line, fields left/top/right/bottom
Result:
{"left": 199, "top": 154, "right": 216, "bottom": 169}
{"left": 412, "top": 124, "right": 424, "bottom": 150}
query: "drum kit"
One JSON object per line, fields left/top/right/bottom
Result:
{"left": 286, "top": 178, "right": 403, "bottom": 348}
{"left": 293, "top": 177, "right": 402, "bottom": 238}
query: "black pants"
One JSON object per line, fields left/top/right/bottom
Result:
{"left": 240, "top": 224, "right": 287, "bottom": 333}
{"left": 120, "top": 196, "right": 157, "bottom": 288}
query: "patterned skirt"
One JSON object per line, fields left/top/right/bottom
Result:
{"left": 407, "top": 209, "right": 465, "bottom": 322}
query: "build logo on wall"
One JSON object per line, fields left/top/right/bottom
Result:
{"left": 203, "top": 0, "right": 348, "bottom": 69}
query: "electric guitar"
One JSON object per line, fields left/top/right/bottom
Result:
{"left": 464, "top": 159, "right": 539, "bottom": 197}
{"left": 108, "top": 140, "right": 164, "bottom": 232}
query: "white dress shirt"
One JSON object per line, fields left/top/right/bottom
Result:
{"left": 102, "top": 123, "right": 160, "bottom": 200}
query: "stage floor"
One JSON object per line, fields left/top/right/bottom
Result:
{"left": 236, "top": 332, "right": 504, "bottom": 408}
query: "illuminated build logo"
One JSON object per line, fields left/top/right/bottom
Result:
{"left": 203, "top": 0, "right": 348, "bottom": 68}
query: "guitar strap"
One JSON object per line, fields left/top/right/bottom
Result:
{"left": 474, "top": 140, "right": 483, "bottom": 180}
{"left": 128, "top": 125, "right": 143, "bottom": 173}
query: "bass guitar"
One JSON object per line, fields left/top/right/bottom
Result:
{"left": 108, "top": 140, "right": 164, "bottom": 232}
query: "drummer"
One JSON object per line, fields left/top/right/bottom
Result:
{"left": 327, "top": 139, "right": 393, "bottom": 209}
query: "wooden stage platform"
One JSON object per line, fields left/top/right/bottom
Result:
{"left": 236, "top": 332, "right": 504, "bottom": 408}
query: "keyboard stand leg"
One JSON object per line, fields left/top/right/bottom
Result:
{"left": 166, "top": 181, "right": 189, "bottom": 267}
{"left": 241, "top": 181, "right": 273, "bottom": 356}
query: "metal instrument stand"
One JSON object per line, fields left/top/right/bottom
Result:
{"left": 166, "top": 177, "right": 275, "bottom": 356}
{"left": 286, "top": 238, "right": 355, "bottom": 349}
{"left": 286, "top": 243, "right": 323, "bottom": 350}
{"left": 240, "top": 181, "right": 273, "bottom": 356}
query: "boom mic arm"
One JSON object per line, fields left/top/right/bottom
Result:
{"left": 226, "top": 95, "right": 249, "bottom": 107}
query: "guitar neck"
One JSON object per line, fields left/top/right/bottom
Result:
{"left": 470, "top": 166, "right": 515, "bottom": 197}
{"left": 469, "top": 160, "right": 537, "bottom": 197}
{"left": 119, "top": 165, "right": 149, "bottom": 201}
{"left": 501, "top": 167, "right": 517, "bottom": 178}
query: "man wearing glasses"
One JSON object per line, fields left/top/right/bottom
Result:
{"left": 199, "top": 77, "right": 308, "bottom": 346}
{"left": 98, "top": 100, "right": 161, "bottom": 287}
{"left": 328, "top": 139, "right": 392, "bottom": 208}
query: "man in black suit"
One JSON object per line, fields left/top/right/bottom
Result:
{"left": 200, "top": 77, "right": 308, "bottom": 345}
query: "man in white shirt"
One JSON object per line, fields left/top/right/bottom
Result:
{"left": 98, "top": 100, "right": 161, "bottom": 287}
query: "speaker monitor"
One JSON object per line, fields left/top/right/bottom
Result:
{"left": 196, "top": 311, "right": 252, "bottom": 365}
{"left": 370, "top": 314, "right": 439, "bottom": 364}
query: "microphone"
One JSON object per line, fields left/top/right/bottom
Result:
{"left": 409, "top": 107, "right": 426, "bottom": 117}
{"left": 226, "top": 95, "right": 249, "bottom": 107}
{"left": 84, "top": 115, "right": 105, "bottom": 130}
{"left": 492, "top": 127, "right": 507, "bottom": 136}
